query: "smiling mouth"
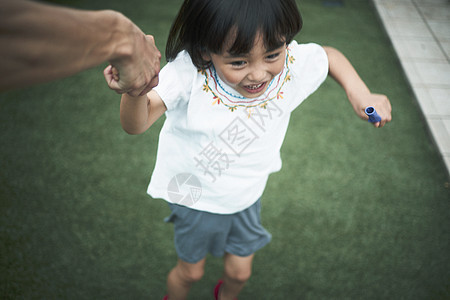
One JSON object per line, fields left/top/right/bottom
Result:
{"left": 243, "top": 82, "right": 266, "bottom": 94}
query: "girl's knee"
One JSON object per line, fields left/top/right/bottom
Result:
{"left": 224, "top": 264, "right": 252, "bottom": 283}
{"left": 176, "top": 259, "right": 205, "bottom": 283}
{"left": 224, "top": 253, "right": 254, "bottom": 283}
{"left": 182, "top": 268, "right": 204, "bottom": 283}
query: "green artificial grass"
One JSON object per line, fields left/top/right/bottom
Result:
{"left": 1, "top": 0, "right": 449, "bottom": 299}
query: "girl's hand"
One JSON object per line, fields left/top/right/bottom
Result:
{"left": 350, "top": 92, "right": 392, "bottom": 128}
{"left": 323, "top": 47, "right": 392, "bottom": 128}
{"left": 103, "top": 65, "right": 120, "bottom": 83}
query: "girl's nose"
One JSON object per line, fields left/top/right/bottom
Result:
{"left": 247, "top": 67, "right": 266, "bottom": 83}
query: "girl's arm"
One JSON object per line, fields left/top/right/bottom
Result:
{"left": 120, "top": 91, "right": 167, "bottom": 134}
{"left": 323, "top": 46, "right": 392, "bottom": 128}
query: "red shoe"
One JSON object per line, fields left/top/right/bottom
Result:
{"left": 214, "top": 280, "right": 237, "bottom": 300}
{"left": 213, "top": 280, "right": 223, "bottom": 300}
{"left": 162, "top": 295, "right": 168, "bottom": 300}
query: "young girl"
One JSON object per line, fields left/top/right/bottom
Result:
{"left": 111, "top": 0, "right": 392, "bottom": 299}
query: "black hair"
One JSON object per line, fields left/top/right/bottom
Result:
{"left": 166, "top": 0, "right": 303, "bottom": 69}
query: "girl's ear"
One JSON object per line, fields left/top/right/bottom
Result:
{"left": 201, "top": 50, "right": 211, "bottom": 62}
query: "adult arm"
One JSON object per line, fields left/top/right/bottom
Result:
{"left": 324, "top": 46, "right": 392, "bottom": 128}
{"left": 0, "top": 0, "right": 161, "bottom": 96}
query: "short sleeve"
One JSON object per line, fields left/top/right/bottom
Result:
{"left": 287, "top": 42, "right": 329, "bottom": 111}
{"left": 153, "top": 51, "right": 197, "bottom": 111}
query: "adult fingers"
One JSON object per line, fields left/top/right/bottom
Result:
{"left": 137, "top": 75, "right": 159, "bottom": 96}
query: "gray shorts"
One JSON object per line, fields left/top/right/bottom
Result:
{"left": 165, "top": 199, "right": 272, "bottom": 263}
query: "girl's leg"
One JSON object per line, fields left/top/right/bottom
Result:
{"left": 219, "top": 253, "right": 254, "bottom": 300}
{"left": 167, "top": 258, "right": 206, "bottom": 300}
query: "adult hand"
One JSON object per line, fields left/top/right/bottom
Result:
{"left": 0, "top": 1, "right": 161, "bottom": 92}
{"left": 104, "top": 33, "right": 161, "bottom": 97}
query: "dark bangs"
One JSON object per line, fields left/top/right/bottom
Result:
{"left": 166, "top": 0, "right": 302, "bottom": 69}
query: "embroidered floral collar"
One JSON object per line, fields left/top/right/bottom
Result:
{"left": 200, "top": 47, "right": 295, "bottom": 112}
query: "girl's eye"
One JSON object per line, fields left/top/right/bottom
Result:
{"left": 266, "top": 52, "right": 281, "bottom": 60}
{"left": 230, "top": 61, "right": 246, "bottom": 67}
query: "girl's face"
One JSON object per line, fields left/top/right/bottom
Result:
{"left": 206, "top": 35, "right": 286, "bottom": 99}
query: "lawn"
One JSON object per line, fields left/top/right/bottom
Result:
{"left": 1, "top": 0, "right": 449, "bottom": 299}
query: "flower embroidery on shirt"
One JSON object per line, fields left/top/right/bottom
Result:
{"left": 200, "top": 48, "right": 294, "bottom": 113}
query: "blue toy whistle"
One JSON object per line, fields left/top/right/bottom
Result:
{"left": 365, "top": 106, "right": 382, "bottom": 123}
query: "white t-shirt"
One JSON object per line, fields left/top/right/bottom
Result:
{"left": 148, "top": 41, "right": 328, "bottom": 214}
